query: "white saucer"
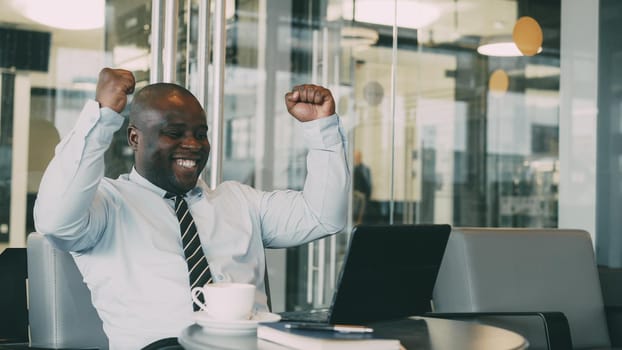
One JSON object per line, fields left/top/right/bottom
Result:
{"left": 194, "top": 311, "right": 281, "bottom": 334}
{"left": 180, "top": 324, "right": 260, "bottom": 349}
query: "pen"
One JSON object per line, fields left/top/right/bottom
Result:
{"left": 284, "top": 323, "right": 374, "bottom": 333}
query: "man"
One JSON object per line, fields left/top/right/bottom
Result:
{"left": 353, "top": 150, "right": 372, "bottom": 201}
{"left": 352, "top": 150, "right": 372, "bottom": 224}
{"left": 34, "top": 68, "right": 349, "bottom": 349}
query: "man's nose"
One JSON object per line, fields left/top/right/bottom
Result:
{"left": 181, "top": 136, "right": 202, "bottom": 149}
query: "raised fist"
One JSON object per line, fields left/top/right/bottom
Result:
{"left": 285, "top": 84, "right": 336, "bottom": 122}
{"left": 95, "top": 68, "right": 136, "bottom": 113}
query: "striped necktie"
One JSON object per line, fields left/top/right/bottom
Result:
{"left": 167, "top": 193, "right": 212, "bottom": 311}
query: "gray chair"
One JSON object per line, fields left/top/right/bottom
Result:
{"left": 599, "top": 266, "right": 622, "bottom": 347}
{"left": 432, "top": 227, "right": 611, "bottom": 350}
{"left": 26, "top": 232, "right": 273, "bottom": 349}
{"left": 27, "top": 232, "right": 108, "bottom": 349}
{"left": 0, "top": 247, "right": 28, "bottom": 345}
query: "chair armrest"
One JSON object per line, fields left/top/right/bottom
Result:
{"left": 426, "top": 311, "right": 572, "bottom": 350}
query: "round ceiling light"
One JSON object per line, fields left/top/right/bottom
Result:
{"left": 513, "top": 16, "right": 543, "bottom": 56}
{"left": 478, "top": 36, "right": 523, "bottom": 57}
{"left": 477, "top": 35, "right": 543, "bottom": 57}
{"left": 488, "top": 69, "right": 510, "bottom": 94}
{"left": 20, "top": 0, "right": 104, "bottom": 30}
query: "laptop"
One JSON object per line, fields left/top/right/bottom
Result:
{"left": 279, "top": 224, "right": 452, "bottom": 324}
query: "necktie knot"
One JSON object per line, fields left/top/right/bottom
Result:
{"left": 165, "top": 193, "right": 185, "bottom": 211}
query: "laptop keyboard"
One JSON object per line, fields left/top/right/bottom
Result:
{"left": 278, "top": 308, "right": 330, "bottom": 323}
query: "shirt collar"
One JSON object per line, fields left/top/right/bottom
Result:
{"left": 128, "top": 167, "right": 203, "bottom": 199}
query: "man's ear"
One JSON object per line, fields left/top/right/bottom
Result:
{"left": 127, "top": 125, "right": 139, "bottom": 151}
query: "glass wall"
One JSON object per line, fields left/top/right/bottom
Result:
{"left": 1, "top": 0, "right": 619, "bottom": 312}
{"left": 0, "top": 0, "right": 107, "bottom": 247}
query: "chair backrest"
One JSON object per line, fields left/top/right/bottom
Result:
{"left": 433, "top": 227, "right": 610, "bottom": 349}
{"left": 27, "top": 232, "right": 108, "bottom": 349}
{"left": 26, "top": 232, "right": 273, "bottom": 349}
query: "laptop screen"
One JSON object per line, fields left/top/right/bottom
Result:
{"left": 328, "top": 224, "right": 451, "bottom": 324}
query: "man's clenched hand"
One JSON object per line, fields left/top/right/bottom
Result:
{"left": 95, "top": 68, "right": 136, "bottom": 113}
{"left": 285, "top": 84, "right": 336, "bottom": 122}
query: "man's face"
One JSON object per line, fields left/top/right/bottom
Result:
{"left": 128, "top": 92, "right": 210, "bottom": 194}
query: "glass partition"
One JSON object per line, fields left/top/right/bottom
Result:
{"left": 283, "top": 0, "right": 561, "bottom": 310}
{"left": 3, "top": 0, "right": 616, "bottom": 314}
{"left": 0, "top": 2, "right": 106, "bottom": 247}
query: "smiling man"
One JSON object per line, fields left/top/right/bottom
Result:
{"left": 128, "top": 83, "right": 211, "bottom": 195}
{"left": 34, "top": 68, "right": 350, "bottom": 350}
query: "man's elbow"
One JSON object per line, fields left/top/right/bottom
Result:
{"left": 323, "top": 219, "right": 347, "bottom": 235}
{"left": 321, "top": 204, "right": 348, "bottom": 234}
{"left": 33, "top": 200, "right": 59, "bottom": 235}
{"left": 33, "top": 206, "right": 82, "bottom": 240}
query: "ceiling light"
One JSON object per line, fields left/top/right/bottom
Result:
{"left": 488, "top": 69, "right": 509, "bottom": 95}
{"left": 20, "top": 0, "right": 104, "bottom": 30}
{"left": 341, "top": 26, "right": 379, "bottom": 47}
{"left": 478, "top": 16, "right": 544, "bottom": 57}
{"left": 477, "top": 35, "right": 542, "bottom": 57}
{"left": 513, "top": 16, "right": 543, "bottom": 56}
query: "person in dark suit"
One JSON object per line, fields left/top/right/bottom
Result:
{"left": 352, "top": 150, "right": 372, "bottom": 224}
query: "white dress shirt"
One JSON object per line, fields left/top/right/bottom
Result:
{"left": 34, "top": 100, "right": 350, "bottom": 350}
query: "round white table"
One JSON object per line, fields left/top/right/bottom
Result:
{"left": 179, "top": 316, "right": 528, "bottom": 350}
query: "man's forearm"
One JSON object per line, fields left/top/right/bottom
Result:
{"left": 301, "top": 115, "right": 349, "bottom": 233}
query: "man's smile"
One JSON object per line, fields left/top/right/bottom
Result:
{"left": 176, "top": 159, "right": 197, "bottom": 169}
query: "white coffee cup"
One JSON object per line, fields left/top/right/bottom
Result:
{"left": 191, "top": 282, "right": 256, "bottom": 320}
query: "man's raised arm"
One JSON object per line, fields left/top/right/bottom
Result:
{"left": 34, "top": 68, "right": 135, "bottom": 251}
{"left": 260, "top": 84, "right": 350, "bottom": 247}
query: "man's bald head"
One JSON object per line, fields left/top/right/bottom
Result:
{"left": 129, "top": 83, "right": 202, "bottom": 128}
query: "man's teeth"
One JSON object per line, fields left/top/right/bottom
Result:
{"left": 176, "top": 159, "right": 197, "bottom": 168}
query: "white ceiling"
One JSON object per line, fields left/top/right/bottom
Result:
{"left": 0, "top": 0, "right": 103, "bottom": 50}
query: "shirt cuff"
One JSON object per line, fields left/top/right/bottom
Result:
{"left": 301, "top": 114, "right": 346, "bottom": 149}
{"left": 100, "top": 106, "right": 125, "bottom": 123}
{"left": 72, "top": 100, "right": 125, "bottom": 139}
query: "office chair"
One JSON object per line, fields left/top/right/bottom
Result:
{"left": 599, "top": 266, "right": 622, "bottom": 347}
{"left": 0, "top": 247, "right": 28, "bottom": 345}
{"left": 27, "top": 232, "right": 273, "bottom": 350}
{"left": 27, "top": 232, "right": 108, "bottom": 349}
{"left": 432, "top": 227, "right": 611, "bottom": 350}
